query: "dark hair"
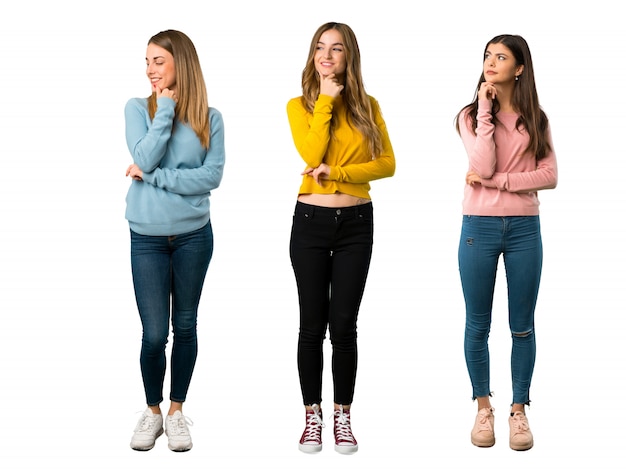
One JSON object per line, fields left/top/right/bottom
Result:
{"left": 455, "top": 34, "right": 551, "bottom": 159}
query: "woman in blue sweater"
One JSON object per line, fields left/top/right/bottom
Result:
{"left": 125, "top": 29, "right": 225, "bottom": 452}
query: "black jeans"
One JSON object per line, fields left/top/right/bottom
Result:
{"left": 289, "top": 201, "right": 374, "bottom": 406}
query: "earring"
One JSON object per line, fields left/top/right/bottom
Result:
{"left": 515, "top": 76, "right": 519, "bottom": 81}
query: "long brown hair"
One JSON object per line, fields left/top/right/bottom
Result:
{"left": 455, "top": 34, "right": 551, "bottom": 160}
{"left": 147, "top": 30, "right": 210, "bottom": 149}
{"left": 300, "top": 22, "right": 383, "bottom": 158}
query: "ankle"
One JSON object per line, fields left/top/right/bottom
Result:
{"left": 476, "top": 396, "right": 492, "bottom": 411}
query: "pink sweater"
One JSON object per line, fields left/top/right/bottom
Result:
{"left": 459, "top": 99, "right": 558, "bottom": 216}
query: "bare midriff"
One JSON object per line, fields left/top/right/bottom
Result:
{"left": 297, "top": 193, "right": 371, "bottom": 208}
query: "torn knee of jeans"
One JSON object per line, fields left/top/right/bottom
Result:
{"left": 512, "top": 328, "right": 534, "bottom": 337}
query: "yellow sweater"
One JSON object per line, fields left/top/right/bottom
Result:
{"left": 287, "top": 94, "right": 395, "bottom": 200}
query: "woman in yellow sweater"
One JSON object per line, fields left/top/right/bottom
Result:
{"left": 287, "top": 22, "right": 395, "bottom": 455}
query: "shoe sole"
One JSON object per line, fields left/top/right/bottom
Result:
{"left": 299, "top": 443, "right": 322, "bottom": 453}
{"left": 471, "top": 439, "right": 495, "bottom": 448}
{"left": 335, "top": 444, "right": 358, "bottom": 455}
{"left": 131, "top": 445, "right": 155, "bottom": 451}
{"left": 130, "top": 428, "right": 164, "bottom": 451}
{"left": 168, "top": 443, "right": 193, "bottom": 452}
{"left": 510, "top": 440, "right": 533, "bottom": 451}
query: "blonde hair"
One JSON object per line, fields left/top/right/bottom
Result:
{"left": 301, "top": 22, "right": 382, "bottom": 158}
{"left": 146, "top": 30, "right": 210, "bottom": 149}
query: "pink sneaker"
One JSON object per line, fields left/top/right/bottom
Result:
{"left": 509, "top": 411, "right": 533, "bottom": 451}
{"left": 299, "top": 404, "right": 324, "bottom": 453}
{"left": 471, "top": 407, "right": 495, "bottom": 447}
{"left": 334, "top": 405, "right": 358, "bottom": 454}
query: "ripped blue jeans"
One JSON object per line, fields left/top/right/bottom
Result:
{"left": 458, "top": 215, "right": 542, "bottom": 406}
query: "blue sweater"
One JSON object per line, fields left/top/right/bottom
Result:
{"left": 124, "top": 97, "right": 225, "bottom": 236}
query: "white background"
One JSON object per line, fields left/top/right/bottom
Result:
{"left": 1, "top": 0, "right": 624, "bottom": 472}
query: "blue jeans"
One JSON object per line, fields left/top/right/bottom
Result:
{"left": 130, "top": 222, "right": 213, "bottom": 406}
{"left": 458, "top": 215, "right": 542, "bottom": 406}
{"left": 290, "top": 202, "right": 373, "bottom": 406}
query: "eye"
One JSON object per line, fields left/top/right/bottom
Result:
{"left": 497, "top": 55, "right": 506, "bottom": 61}
{"left": 332, "top": 47, "right": 343, "bottom": 52}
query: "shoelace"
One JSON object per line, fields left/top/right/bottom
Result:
{"left": 510, "top": 412, "right": 529, "bottom": 434}
{"left": 302, "top": 405, "right": 325, "bottom": 443}
{"left": 476, "top": 408, "right": 494, "bottom": 431}
{"left": 334, "top": 407, "right": 355, "bottom": 443}
{"left": 167, "top": 414, "right": 194, "bottom": 436}
{"left": 135, "top": 412, "right": 159, "bottom": 433}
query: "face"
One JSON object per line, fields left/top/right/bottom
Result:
{"left": 145, "top": 43, "right": 176, "bottom": 92}
{"left": 314, "top": 29, "right": 347, "bottom": 80}
{"left": 483, "top": 43, "right": 524, "bottom": 84}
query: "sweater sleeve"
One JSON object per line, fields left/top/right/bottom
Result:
{"left": 459, "top": 100, "right": 497, "bottom": 178}
{"left": 481, "top": 124, "right": 558, "bottom": 193}
{"left": 327, "top": 98, "right": 395, "bottom": 183}
{"left": 141, "top": 109, "right": 225, "bottom": 196}
{"left": 125, "top": 97, "right": 176, "bottom": 173}
{"left": 287, "top": 95, "right": 334, "bottom": 168}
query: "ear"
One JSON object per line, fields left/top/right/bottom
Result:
{"left": 516, "top": 64, "right": 525, "bottom": 78}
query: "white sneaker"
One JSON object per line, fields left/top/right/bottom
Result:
{"left": 165, "top": 410, "right": 193, "bottom": 452}
{"left": 130, "top": 408, "right": 163, "bottom": 451}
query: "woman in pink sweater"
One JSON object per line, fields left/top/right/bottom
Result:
{"left": 454, "top": 34, "right": 557, "bottom": 451}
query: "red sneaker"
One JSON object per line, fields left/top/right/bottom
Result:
{"left": 299, "top": 404, "right": 324, "bottom": 453}
{"left": 334, "top": 405, "right": 358, "bottom": 454}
